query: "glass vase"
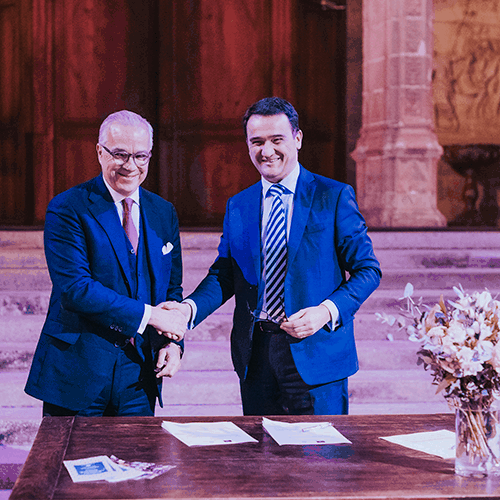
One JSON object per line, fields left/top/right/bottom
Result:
{"left": 455, "top": 406, "right": 500, "bottom": 477}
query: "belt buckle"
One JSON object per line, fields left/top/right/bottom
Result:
{"left": 257, "top": 320, "right": 282, "bottom": 333}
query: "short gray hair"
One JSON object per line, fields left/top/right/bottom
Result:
{"left": 99, "top": 110, "right": 153, "bottom": 149}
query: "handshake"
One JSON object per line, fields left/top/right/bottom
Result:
{"left": 148, "top": 301, "right": 192, "bottom": 342}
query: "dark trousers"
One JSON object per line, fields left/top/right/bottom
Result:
{"left": 240, "top": 323, "right": 348, "bottom": 416}
{"left": 43, "top": 342, "right": 156, "bottom": 417}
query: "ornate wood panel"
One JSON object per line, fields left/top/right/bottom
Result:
{"left": 0, "top": 0, "right": 29, "bottom": 225}
{"left": 0, "top": 0, "right": 348, "bottom": 227}
{"left": 51, "top": 0, "right": 160, "bottom": 200}
{"left": 158, "top": 0, "right": 347, "bottom": 226}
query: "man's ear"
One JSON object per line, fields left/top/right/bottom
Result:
{"left": 295, "top": 129, "right": 303, "bottom": 150}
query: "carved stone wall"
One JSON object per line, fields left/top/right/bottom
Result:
{"left": 434, "top": 0, "right": 500, "bottom": 224}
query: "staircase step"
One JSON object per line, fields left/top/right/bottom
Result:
{"left": 0, "top": 339, "right": 426, "bottom": 373}
{"left": 349, "top": 401, "right": 451, "bottom": 415}
{"left": 2, "top": 366, "right": 443, "bottom": 408}
{"left": 0, "top": 231, "right": 43, "bottom": 248}
{"left": 0, "top": 373, "right": 39, "bottom": 407}
{"left": 162, "top": 371, "right": 241, "bottom": 405}
{"left": 156, "top": 405, "right": 243, "bottom": 417}
{"left": 0, "top": 317, "right": 45, "bottom": 343}
{"left": 379, "top": 268, "right": 500, "bottom": 290}
{"left": 369, "top": 230, "right": 500, "bottom": 250}
{"left": 0, "top": 292, "right": 50, "bottom": 315}
{"left": 0, "top": 248, "right": 47, "bottom": 270}
{"left": 349, "top": 369, "right": 442, "bottom": 403}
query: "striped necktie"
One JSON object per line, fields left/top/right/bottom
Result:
{"left": 264, "top": 184, "right": 287, "bottom": 321}
{"left": 122, "top": 198, "right": 138, "bottom": 253}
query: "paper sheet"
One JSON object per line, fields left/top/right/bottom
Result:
{"left": 380, "top": 429, "right": 455, "bottom": 459}
{"left": 162, "top": 420, "right": 258, "bottom": 446}
{"left": 262, "top": 417, "right": 352, "bottom": 446}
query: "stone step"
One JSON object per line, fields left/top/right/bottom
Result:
{"left": 0, "top": 339, "right": 425, "bottom": 372}
{"left": 368, "top": 230, "right": 500, "bottom": 250}
{"left": 0, "top": 365, "right": 444, "bottom": 409}
{"left": 348, "top": 369, "right": 442, "bottom": 404}
{"left": 348, "top": 401, "right": 452, "bottom": 415}
{"left": 378, "top": 267, "right": 500, "bottom": 290}
{"left": 3, "top": 265, "right": 500, "bottom": 301}
{"left": 0, "top": 282, "right": 495, "bottom": 317}
{"left": 358, "top": 287, "right": 500, "bottom": 313}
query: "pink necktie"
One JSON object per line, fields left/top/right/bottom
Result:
{"left": 122, "top": 198, "right": 138, "bottom": 253}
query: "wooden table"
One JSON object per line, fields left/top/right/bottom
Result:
{"left": 9, "top": 414, "right": 500, "bottom": 499}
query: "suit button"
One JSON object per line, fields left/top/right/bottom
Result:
{"left": 130, "top": 249, "right": 135, "bottom": 254}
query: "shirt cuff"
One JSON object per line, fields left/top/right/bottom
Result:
{"left": 321, "top": 299, "right": 339, "bottom": 331}
{"left": 182, "top": 299, "right": 197, "bottom": 330}
{"left": 138, "top": 304, "right": 152, "bottom": 334}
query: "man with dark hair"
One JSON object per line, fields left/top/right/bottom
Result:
{"left": 25, "top": 110, "right": 187, "bottom": 417}
{"left": 166, "top": 97, "right": 381, "bottom": 415}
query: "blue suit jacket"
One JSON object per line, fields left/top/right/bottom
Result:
{"left": 25, "top": 175, "right": 183, "bottom": 410}
{"left": 189, "top": 166, "right": 381, "bottom": 385}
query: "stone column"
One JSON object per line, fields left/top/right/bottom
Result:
{"left": 352, "top": 0, "right": 446, "bottom": 227}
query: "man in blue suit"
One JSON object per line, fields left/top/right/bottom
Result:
{"left": 167, "top": 97, "right": 381, "bottom": 415}
{"left": 25, "top": 110, "right": 187, "bottom": 416}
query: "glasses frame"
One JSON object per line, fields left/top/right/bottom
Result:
{"left": 100, "top": 144, "right": 152, "bottom": 167}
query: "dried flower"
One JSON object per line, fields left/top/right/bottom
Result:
{"left": 377, "top": 284, "right": 500, "bottom": 410}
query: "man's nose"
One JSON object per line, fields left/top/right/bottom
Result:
{"left": 261, "top": 141, "right": 275, "bottom": 157}
{"left": 121, "top": 157, "right": 136, "bottom": 169}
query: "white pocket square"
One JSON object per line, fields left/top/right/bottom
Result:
{"left": 162, "top": 242, "right": 173, "bottom": 255}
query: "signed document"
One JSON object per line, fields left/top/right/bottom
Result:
{"left": 262, "top": 417, "right": 352, "bottom": 446}
{"left": 162, "top": 420, "right": 258, "bottom": 447}
{"left": 380, "top": 429, "right": 455, "bottom": 459}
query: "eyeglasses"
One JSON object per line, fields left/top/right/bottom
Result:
{"left": 100, "top": 144, "right": 151, "bottom": 167}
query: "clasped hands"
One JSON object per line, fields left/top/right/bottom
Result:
{"left": 150, "top": 301, "right": 331, "bottom": 341}
{"left": 149, "top": 302, "right": 190, "bottom": 342}
{"left": 148, "top": 302, "right": 191, "bottom": 379}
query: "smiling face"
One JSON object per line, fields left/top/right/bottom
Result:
{"left": 246, "top": 113, "right": 303, "bottom": 183}
{"left": 97, "top": 122, "right": 151, "bottom": 197}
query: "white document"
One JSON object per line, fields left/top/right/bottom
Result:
{"left": 63, "top": 455, "right": 121, "bottom": 482}
{"left": 262, "top": 417, "right": 352, "bottom": 446}
{"left": 380, "top": 429, "right": 455, "bottom": 459}
{"left": 162, "top": 420, "right": 258, "bottom": 447}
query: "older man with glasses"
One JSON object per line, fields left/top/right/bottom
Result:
{"left": 25, "top": 110, "right": 187, "bottom": 417}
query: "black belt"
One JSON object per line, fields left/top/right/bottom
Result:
{"left": 254, "top": 320, "right": 284, "bottom": 333}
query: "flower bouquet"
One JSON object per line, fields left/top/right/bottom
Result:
{"left": 377, "top": 283, "right": 500, "bottom": 476}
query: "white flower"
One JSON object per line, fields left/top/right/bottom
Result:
{"left": 456, "top": 346, "right": 483, "bottom": 376}
{"left": 441, "top": 334, "right": 459, "bottom": 356}
{"left": 446, "top": 320, "right": 467, "bottom": 344}
{"left": 475, "top": 340, "right": 494, "bottom": 363}
{"left": 490, "top": 342, "right": 500, "bottom": 372}
{"left": 427, "top": 325, "right": 445, "bottom": 339}
{"left": 475, "top": 291, "right": 492, "bottom": 310}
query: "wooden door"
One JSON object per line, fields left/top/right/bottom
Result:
{"left": 157, "top": 0, "right": 348, "bottom": 227}
{"left": 0, "top": 0, "right": 349, "bottom": 227}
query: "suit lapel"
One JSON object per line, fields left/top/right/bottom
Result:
{"left": 288, "top": 167, "right": 315, "bottom": 267}
{"left": 245, "top": 183, "right": 263, "bottom": 286}
{"left": 139, "top": 190, "right": 164, "bottom": 305}
{"left": 88, "top": 176, "right": 134, "bottom": 288}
